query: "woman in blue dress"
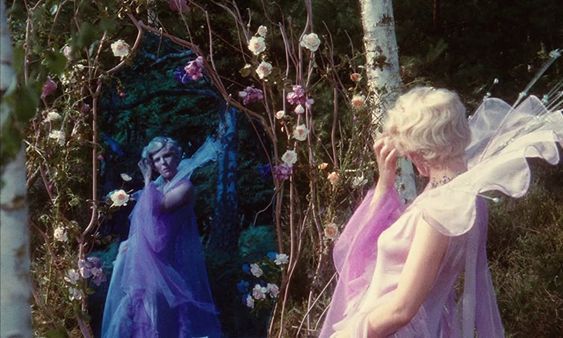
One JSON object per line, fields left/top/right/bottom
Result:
{"left": 102, "top": 136, "right": 222, "bottom": 338}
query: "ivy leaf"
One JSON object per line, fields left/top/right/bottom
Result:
{"left": 43, "top": 50, "right": 67, "bottom": 76}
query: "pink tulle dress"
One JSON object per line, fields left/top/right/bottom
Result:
{"left": 320, "top": 96, "right": 562, "bottom": 337}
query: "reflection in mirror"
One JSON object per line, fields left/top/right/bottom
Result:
{"left": 88, "top": 33, "right": 275, "bottom": 337}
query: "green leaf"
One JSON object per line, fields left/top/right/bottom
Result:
{"left": 43, "top": 50, "right": 67, "bottom": 76}
{"left": 0, "top": 116, "right": 22, "bottom": 169}
{"left": 12, "top": 44, "right": 25, "bottom": 77}
{"left": 45, "top": 328, "right": 68, "bottom": 338}
{"left": 99, "top": 17, "right": 117, "bottom": 33}
{"left": 73, "top": 22, "right": 98, "bottom": 49}
{"left": 4, "top": 82, "right": 40, "bottom": 123}
{"left": 239, "top": 64, "right": 252, "bottom": 78}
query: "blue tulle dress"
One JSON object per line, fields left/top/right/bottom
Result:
{"left": 101, "top": 180, "right": 222, "bottom": 338}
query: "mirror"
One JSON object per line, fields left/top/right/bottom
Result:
{"left": 88, "top": 32, "right": 275, "bottom": 337}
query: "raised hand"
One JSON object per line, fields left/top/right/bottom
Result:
{"left": 373, "top": 136, "right": 398, "bottom": 192}
{"left": 138, "top": 158, "right": 152, "bottom": 186}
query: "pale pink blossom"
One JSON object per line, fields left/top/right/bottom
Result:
{"left": 351, "top": 94, "right": 366, "bottom": 110}
{"left": 53, "top": 226, "right": 68, "bottom": 242}
{"left": 109, "top": 189, "right": 130, "bottom": 207}
{"left": 245, "top": 294, "right": 255, "bottom": 308}
{"left": 41, "top": 77, "right": 57, "bottom": 98}
{"left": 352, "top": 175, "right": 368, "bottom": 188}
{"left": 44, "top": 111, "right": 62, "bottom": 123}
{"left": 300, "top": 33, "right": 321, "bottom": 52}
{"left": 267, "top": 283, "right": 279, "bottom": 298}
{"left": 250, "top": 263, "right": 263, "bottom": 278}
{"left": 257, "top": 25, "right": 268, "bottom": 37}
{"left": 323, "top": 223, "right": 339, "bottom": 240}
{"left": 293, "top": 124, "right": 309, "bottom": 141}
{"left": 248, "top": 36, "right": 266, "bottom": 55}
{"left": 110, "top": 39, "right": 130, "bottom": 58}
{"left": 120, "top": 173, "right": 132, "bottom": 182}
{"left": 252, "top": 284, "right": 268, "bottom": 300}
{"left": 184, "top": 56, "right": 204, "bottom": 80}
{"left": 48, "top": 130, "right": 66, "bottom": 145}
{"left": 274, "top": 253, "right": 289, "bottom": 265}
{"left": 327, "top": 171, "right": 340, "bottom": 186}
{"left": 318, "top": 162, "right": 328, "bottom": 170}
{"left": 69, "top": 287, "right": 83, "bottom": 301}
{"left": 294, "top": 104, "right": 305, "bottom": 115}
{"left": 275, "top": 110, "right": 286, "bottom": 119}
{"left": 64, "top": 269, "right": 80, "bottom": 285}
{"left": 281, "top": 150, "right": 297, "bottom": 166}
{"left": 255, "top": 61, "right": 272, "bottom": 79}
{"left": 350, "top": 72, "right": 362, "bottom": 82}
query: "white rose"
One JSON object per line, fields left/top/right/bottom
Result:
{"left": 257, "top": 25, "right": 268, "bottom": 37}
{"left": 352, "top": 174, "right": 368, "bottom": 188}
{"left": 248, "top": 36, "right": 266, "bottom": 55}
{"left": 53, "top": 226, "right": 68, "bottom": 242}
{"left": 275, "top": 110, "right": 286, "bottom": 119}
{"left": 44, "top": 111, "right": 62, "bottom": 123}
{"left": 323, "top": 223, "right": 339, "bottom": 240}
{"left": 327, "top": 171, "right": 340, "bottom": 186}
{"left": 250, "top": 263, "right": 264, "bottom": 278}
{"left": 69, "top": 287, "right": 83, "bottom": 301}
{"left": 62, "top": 45, "right": 72, "bottom": 60}
{"left": 64, "top": 269, "right": 80, "bottom": 285}
{"left": 110, "top": 39, "right": 130, "bottom": 58}
{"left": 245, "top": 294, "right": 255, "bottom": 308}
{"left": 351, "top": 94, "right": 366, "bottom": 110}
{"left": 267, "top": 283, "right": 279, "bottom": 298}
{"left": 294, "top": 104, "right": 305, "bottom": 114}
{"left": 252, "top": 284, "right": 268, "bottom": 300}
{"left": 300, "top": 33, "right": 321, "bottom": 52}
{"left": 48, "top": 130, "right": 66, "bottom": 145}
{"left": 293, "top": 124, "right": 309, "bottom": 141}
{"left": 255, "top": 61, "right": 273, "bottom": 79}
{"left": 274, "top": 253, "right": 289, "bottom": 265}
{"left": 109, "top": 189, "right": 130, "bottom": 207}
{"left": 281, "top": 150, "right": 297, "bottom": 166}
{"left": 120, "top": 173, "right": 132, "bottom": 182}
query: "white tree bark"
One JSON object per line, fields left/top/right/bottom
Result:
{"left": 0, "top": 0, "right": 33, "bottom": 337}
{"left": 359, "top": 0, "right": 417, "bottom": 202}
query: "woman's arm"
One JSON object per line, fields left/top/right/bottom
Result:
{"left": 160, "top": 179, "right": 193, "bottom": 211}
{"left": 365, "top": 219, "right": 449, "bottom": 337}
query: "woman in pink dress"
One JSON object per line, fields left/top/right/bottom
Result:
{"left": 320, "top": 87, "right": 562, "bottom": 337}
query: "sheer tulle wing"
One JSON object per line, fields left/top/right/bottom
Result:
{"left": 420, "top": 96, "right": 562, "bottom": 237}
{"left": 467, "top": 95, "right": 561, "bottom": 168}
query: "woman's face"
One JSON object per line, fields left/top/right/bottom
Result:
{"left": 151, "top": 145, "right": 179, "bottom": 180}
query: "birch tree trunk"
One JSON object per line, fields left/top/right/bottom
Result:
{"left": 0, "top": 1, "right": 33, "bottom": 337}
{"left": 359, "top": 0, "right": 417, "bottom": 202}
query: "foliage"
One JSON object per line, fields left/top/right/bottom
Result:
{"left": 4, "top": 0, "right": 562, "bottom": 337}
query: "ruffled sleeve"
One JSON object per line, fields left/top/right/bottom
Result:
{"left": 320, "top": 188, "right": 404, "bottom": 338}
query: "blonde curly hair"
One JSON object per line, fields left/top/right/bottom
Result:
{"left": 383, "top": 87, "right": 471, "bottom": 165}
